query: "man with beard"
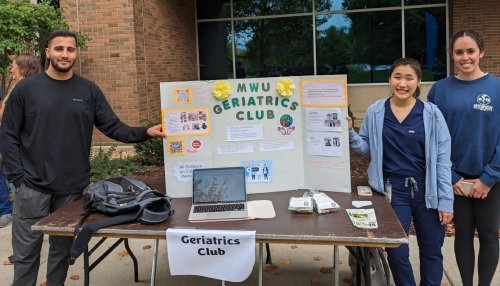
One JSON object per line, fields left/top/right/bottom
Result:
{"left": 0, "top": 29, "right": 166, "bottom": 286}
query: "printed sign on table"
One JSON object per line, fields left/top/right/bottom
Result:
{"left": 166, "top": 228, "right": 256, "bottom": 282}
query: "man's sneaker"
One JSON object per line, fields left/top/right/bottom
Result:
{"left": 0, "top": 213, "right": 12, "bottom": 228}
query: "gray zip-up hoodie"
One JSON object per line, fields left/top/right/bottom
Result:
{"left": 349, "top": 98, "right": 454, "bottom": 212}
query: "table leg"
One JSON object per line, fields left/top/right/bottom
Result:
{"left": 259, "top": 243, "right": 263, "bottom": 286}
{"left": 265, "top": 243, "right": 272, "bottom": 264}
{"left": 363, "top": 247, "right": 372, "bottom": 286}
{"left": 334, "top": 246, "right": 340, "bottom": 286}
{"left": 150, "top": 239, "right": 159, "bottom": 286}
{"left": 124, "top": 239, "right": 139, "bottom": 282}
{"left": 84, "top": 247, "right": 90, "bottom": 286}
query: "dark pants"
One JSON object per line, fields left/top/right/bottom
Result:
{"left": 453, "top": 182, "right": 500, "bottom": 286}
{"left": 385, "top": 178, "right": 445, "bottom": 286}
{"left": 12, "top": 183, "right": 81, "bottom": 286}
{"left": 0, "top": 172, "right": 13, "bottom": 215}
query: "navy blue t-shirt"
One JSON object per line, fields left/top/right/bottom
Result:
{"left": 382, "top": 98, "right": 426, "bottom": 182}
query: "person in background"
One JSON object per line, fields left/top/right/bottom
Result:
{"left": 432, "top": 58, "right": 446, "bottom": 81}
{"left": 0, "top": 54, "right": 42, "bottom": 270}
{"left": 0, "top": 54, "right": 42, "bottom": 121}
{"left": 0, "top": 29, "right": 166, "bottom": 286}
{"left": 236, "top": 61, "right": 246, "bottom": 78}
{"left": 348, "top": 58, "right": 453, "bottom": 285}
{"left": 427, "top": 30, "right": 500, "bottom": 286}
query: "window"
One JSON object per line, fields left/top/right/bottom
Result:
{"left": 197, "top": 0, "right": 447, "bottom": 83}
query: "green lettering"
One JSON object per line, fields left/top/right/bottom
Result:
{"left": 236, "top": 111, "right": 244, "bottom": 120}
{"left": 237, "top": 83, "right": 247, "bottom": 93}
{"left": 255, "top": 110, "right": 264, "bottom": 120}
{"left": 213, "top": 105, "right": 222, "bottom": 114}
{"left": 249, "top": 83, "right": 259, "bottom": 92}
{"left": 256, "top": 96, "right": 264, "bottom": 105}
{"left": 261, "top": 82, "right": 270, "bottom": 92}
{"left": 280, "top": 98, "right": 289, "bottom": 108}
{"left": 265, "top": 96, "right": 273, "bottom": 105}
{"left": 231, "top": 97, "right": 240, "bottom": 108}
{"left": 247, "top": 97, "right": 256, "bottom": 106}
{"left": 267, "top": 110, "right": 274, "bottom": 119}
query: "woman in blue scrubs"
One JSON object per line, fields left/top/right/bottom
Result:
{"left": 348, "top": 58, "right": 454, "bottom": 285}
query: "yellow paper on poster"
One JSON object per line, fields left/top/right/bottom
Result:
{"left": 300, "top": 78, "right": 347, "bottom": 107}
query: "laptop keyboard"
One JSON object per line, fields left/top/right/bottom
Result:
{"left": 194, "top": 203, "right": 245, "bottom": 213}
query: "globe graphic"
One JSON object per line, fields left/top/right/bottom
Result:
{"left": 280, "top": 114, "right": 293, "bottom": 127}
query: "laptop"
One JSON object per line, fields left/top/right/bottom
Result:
{"left": 188, "top": 167, "right": 249, "bottom": 221}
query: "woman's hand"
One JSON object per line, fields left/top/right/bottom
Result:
{"left": 453, "top": 179, "right": 468, "bottom": 197}
{"left": 346, "top": 116, "right": 353, "bottom": 130}
{"left": 469, "top": 179, "right": 490, "bottom": 199}
{"left": 453, "top": 178, "right": 490, "bottom": 199}
{"left": 439, "top": 211, "right": 453, "bottom": 225}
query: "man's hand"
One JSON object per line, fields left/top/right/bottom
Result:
{"left": 147, "top": 124, "right": 166, "bottom": 138}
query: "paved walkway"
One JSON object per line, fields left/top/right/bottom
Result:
{"left": 0, "top": 224, "right": 498, "bottom": 285}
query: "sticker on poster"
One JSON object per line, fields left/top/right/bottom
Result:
{"left": 187, "top": 139, "right": 203, "bottom": 153}
{"left": 174, "top": 161, "right": 206, "bottom": 182}
{"left": 241, "top": 160, "right": 273, "bottom": 183}
{"left": 277, "top": 114, "right": 295, "bottom": 136}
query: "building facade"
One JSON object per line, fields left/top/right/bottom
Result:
{"left": 58, "top": 0, "right": 499, "bottom": 145}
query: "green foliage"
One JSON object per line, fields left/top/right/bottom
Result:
{"left": 134, "top": 119, "right": 164, "bottom": 166}
{"left": 0, "top": 0, "right": 88, "bottom": 80}
{"left": 90, "top": 145, "right": 146, "bottom": 183}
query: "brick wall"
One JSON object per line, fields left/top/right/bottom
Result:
{"left": 450, "top": 0, "right": 500, "bottom": 76}
{"left": 60, "top": 0, "right": 197, "bottom": 145}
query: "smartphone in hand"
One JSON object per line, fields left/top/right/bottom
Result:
{"left": 461, "top": 181, "right": 474, "bottom": 194}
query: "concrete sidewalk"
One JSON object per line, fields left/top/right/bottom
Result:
{"left": 0, "top": 224, "right": 498, "bottom": 285}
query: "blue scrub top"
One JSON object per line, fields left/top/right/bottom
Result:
{"left": 382, "top": 98, "right": 426, "bottom": 184}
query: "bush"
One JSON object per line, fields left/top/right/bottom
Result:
{"left": 90, "top": 145, "right": 146, "bottom": 183}
{"left": 134, "top": 138, "right": 164, "bottom": 166}
{"left": 133, "top": 119, "right": 164, "bottom": 166}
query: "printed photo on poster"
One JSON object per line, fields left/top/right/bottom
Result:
{"left": 306, "top": 131, "right": 342, "bottom": 157}
{"left": 305, "top": 108, "right": 342, "bottom": 132}
{"left": 241, "top": 160, "right": 273, "bottom": 183}
{"left": 162, "top": 108, "right": 210, "bottom": 136}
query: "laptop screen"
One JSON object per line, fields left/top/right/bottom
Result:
{"left": 192, "top": 167, "right": 247, "bottom": 204}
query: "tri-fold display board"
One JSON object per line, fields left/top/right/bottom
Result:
{"left": 160, "top": 75, "right": 351, "bottom": 198}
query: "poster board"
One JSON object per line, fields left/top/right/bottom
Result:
{"left": 160, "top": 75, "right": 350, "bottom": 198}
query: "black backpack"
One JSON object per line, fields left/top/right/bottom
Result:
{"left": 69, "top": 177, "right": 174, "bottom": 264}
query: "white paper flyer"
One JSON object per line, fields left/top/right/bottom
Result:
{"left": 346, "top": 208, "right": 378, "bottom": 229}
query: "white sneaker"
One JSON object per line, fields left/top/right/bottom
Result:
{"left": 0, "top": 213, "right": 12, "bottom": 228}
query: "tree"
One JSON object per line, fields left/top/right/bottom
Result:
{"left": 0, "top": 0, "right": 87, "bottom": 91}
{"left": 342, "top": 0, "right": 401, "bottom": 80}
{"left": 232, "top": 0, "right": 332, "bottom": 75}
